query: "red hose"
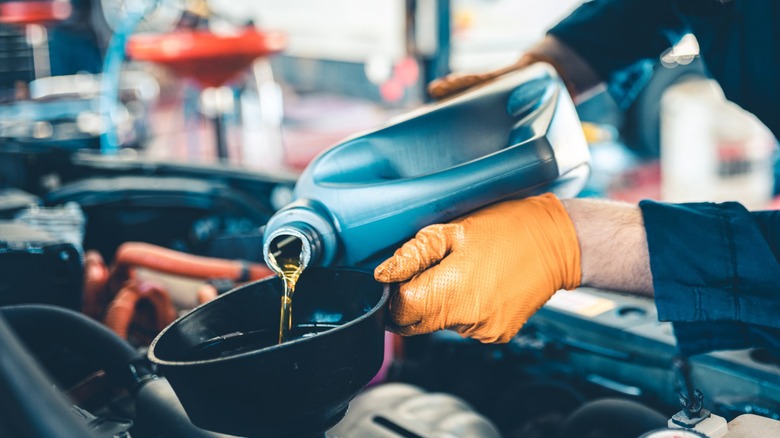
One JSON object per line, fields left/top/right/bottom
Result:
{"left": 103, "top": 280, "right": 177, "bottom": 340}
{"left": 114, "top": 242, "right": 274, "bottom": 282}
{"left": 83, "top": 251, "right": 109, "bottom": 319}
{"left": 98, "top": 242, "right": 272, "bottom": 340}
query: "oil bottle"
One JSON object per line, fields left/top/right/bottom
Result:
{"left": 263, "top": 63, "right": 591, "bottom": 271}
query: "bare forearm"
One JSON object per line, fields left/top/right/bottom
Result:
{"left": 561, "top": 198, "right": 654, "bottom": 297}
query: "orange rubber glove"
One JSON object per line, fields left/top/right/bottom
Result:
{"left": 427, "top": 56, "right": 535, "bottom": 100}
{"left": 374, "top": 193, "right": 581, "bottom": 343}
{"left": 427, "top": 36, "right": 585, "bottom": 100}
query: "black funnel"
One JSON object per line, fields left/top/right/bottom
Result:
{"left": 148, "top": 268, "right": 388, "bottom": 437}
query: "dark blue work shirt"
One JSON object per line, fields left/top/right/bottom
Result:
{"left": 641, "top": 201, "right": 780, "bottom": 355}
{"left": 550, "top": 0, "right": 780, "bottom": 355}
{"left": 549, "top": 0, "right": 780, "bottom": 138}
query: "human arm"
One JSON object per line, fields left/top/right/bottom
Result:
{"left": 556, "top": 198, "right": 780, "bottom": 345}
{"left": 562, "top": 198, "right": 653, "bottom": 296}
{"left": 640, "top": 201, "right": 780, "bottom": 355}
{"left": 430, "top": 0, "right": 685, "bottom": 100}
{"left": 376, "top": 195, "right": 780, "bottom": 354}
{"left": 427, "top": 35, "right": 601, "bottom": 100}
{"left": 566, "top": 200, "right": 780, "bottom": 355}
{"left": 374, "top": 194, "right": 651, "bottom": 343}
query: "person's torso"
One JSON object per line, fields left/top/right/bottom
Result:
{"left": 676, "top": 0, "right": 780, "bottom": 137}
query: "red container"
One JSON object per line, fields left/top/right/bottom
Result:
{"left": 127, "top": 28, "right": 286, "bottom": 88}
{"left": 0, "top": 1, "right": 71, "bottom": 25}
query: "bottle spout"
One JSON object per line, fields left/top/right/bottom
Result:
{"left": 262, "top": 199, "right": 338, "bottom": 268}
{"left": 263, "top": 225, "right": 315, "bottom": 272}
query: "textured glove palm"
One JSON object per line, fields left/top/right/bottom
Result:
{"left": 374, "top": 193, "right": 581, "bottom": 343}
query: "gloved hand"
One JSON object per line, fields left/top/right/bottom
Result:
{"left": 374, "top": 193, "right": 581, "bottom": 343}
{"left": 427, "top": 56, "right": 535, "bottom": 100}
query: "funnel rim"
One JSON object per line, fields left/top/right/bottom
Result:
{"left": 147, "top": 268, "right": 389, "bottom": 367}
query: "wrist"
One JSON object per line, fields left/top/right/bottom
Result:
{"left": 561, "top": 198, "right": 654, "bottom": 296}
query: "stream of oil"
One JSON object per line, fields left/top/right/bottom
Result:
{"left": 273, "top": 258, "right": 304, "bottom": 344}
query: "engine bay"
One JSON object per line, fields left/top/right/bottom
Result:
{"left": 0, "top": 145, "right": 779, "bottom": 438}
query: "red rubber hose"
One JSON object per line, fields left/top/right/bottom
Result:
{"left": 114, "top": 242, "right": 274, "bottom": 282}
{"left": 103, "top": 281, "right": 177, "bottom": 340}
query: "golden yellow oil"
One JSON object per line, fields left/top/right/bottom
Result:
{"left": 270, "top": 258, "right": 304, "bottom": 344}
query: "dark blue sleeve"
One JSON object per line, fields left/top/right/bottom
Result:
{"left": 639, "top": 200, "right": 780, "bottom": 356}
{"left": 548, "top": 0, "right": 686, "bottom": 82}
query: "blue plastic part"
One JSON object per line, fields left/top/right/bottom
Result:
{"left": 99, "top": 0, "right": 156, "bottom": 155}
{"left": 264, "top": 64, "right": 591, "bottom": 269}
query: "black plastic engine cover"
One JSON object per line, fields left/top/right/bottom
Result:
{"left": 0, "top": 222, "right": 82, "bottom": 310}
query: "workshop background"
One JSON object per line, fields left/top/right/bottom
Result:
{"left": 0, "top": 1, "right": 778, "bottom": 437}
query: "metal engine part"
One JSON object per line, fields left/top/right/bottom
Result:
{"left": 328, "top": 383, "right": 501, "bottom": 438}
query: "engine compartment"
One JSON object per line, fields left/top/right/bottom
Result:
{"left": 1, "top": 145, "right": 779, "bottom": 438}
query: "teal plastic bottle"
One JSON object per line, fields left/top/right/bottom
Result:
{"left": 263, "top": 63, "right": 591, "bottom": 270}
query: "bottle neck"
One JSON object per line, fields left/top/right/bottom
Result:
{"left": 263, "top": 222, "right": 323, "bottom": 271}
{"left": 262, "top": 199, "right": 338, "bottom": 267}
